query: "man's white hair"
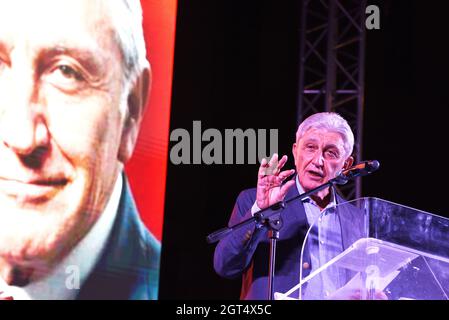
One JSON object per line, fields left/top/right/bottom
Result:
{"left": 108, "top": 0, "right": 150, "bottom": 85}
{"left": 295, "top": 112, "right": 354, "bottom": 158}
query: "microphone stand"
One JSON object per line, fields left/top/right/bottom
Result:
{"left": 207, "top": 174, "right": 348, "bottom": 300}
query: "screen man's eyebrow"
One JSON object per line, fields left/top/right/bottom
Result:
{"left": 37, "top": 45, "right": 105, "bottom": 75}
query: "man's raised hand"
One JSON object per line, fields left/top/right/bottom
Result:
{"left": 256, "top": 153, "right": 295, "bottom": 210}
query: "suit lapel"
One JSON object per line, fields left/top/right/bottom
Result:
{"left": 282, "top": 179, "right": 308, "bottom": 227}
{"left": 76, "top": 176, "right": 160, "bottom": 300}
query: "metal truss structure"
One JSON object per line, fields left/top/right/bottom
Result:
{"left": 297, "top": 0, "right": 367, "bottom": 199}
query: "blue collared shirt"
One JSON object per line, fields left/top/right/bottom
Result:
{"left": 296, "top": 176, "right": 344, "bottom": 299}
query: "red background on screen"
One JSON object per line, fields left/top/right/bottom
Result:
{"left": 125, "top": 0, "right": 177, "bottom": 241}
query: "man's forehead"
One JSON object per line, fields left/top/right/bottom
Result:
{"left": 0, "top": 0, "right": 116, "bottom": 42}
{"left": 0, "top": 0, "right": 123, "bottom": 67}
{"left": 300, "top": 128, "right": 345, "bottom": 146}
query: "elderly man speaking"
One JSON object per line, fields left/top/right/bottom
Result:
{"left": 214, "top": 112, "right": 360, "bottom": 300}
{"left": 0, "top": 0, "right": 160, "bottom": 299}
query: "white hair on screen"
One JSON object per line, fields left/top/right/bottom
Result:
{"left": 108, "top": 0, "right": 150, "bottom": 85}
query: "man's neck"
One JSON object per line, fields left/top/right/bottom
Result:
{"left": 310, "top": 191, "right": 331, "bottom": 211}
{"left": 295, "top": 176, "right": 332, "bottom": 210}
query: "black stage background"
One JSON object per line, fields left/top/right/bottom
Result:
{"left": 159, "top": 0, "right": 449, "bottom": 299}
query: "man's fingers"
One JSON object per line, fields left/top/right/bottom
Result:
{"left": 259, "top": 153, "right": 279, "bottom": 177}
{"left": 270, "top": 169, "right": 295, "bottom": 187}
{"left": 279, "top": 180, "right": 295, "bottom": 199}
{"left": 270, "top": 154, "right": 287, "bottom": 176}
{"left": 258, "top": 158, "right": 269, "bottom": 177}
{"left": 258, "top": 154, "right": 294, "bottom": 192}
{"left": 261, "top": 175, "right": 279, "bottom": 189}
{"left": 260, "top": 154, "right": 291, "bottom": 177}
{"left": 277, "top": 155, "right": 288, "bottom": 171}
{"left": 268, "top": 153, "right": 278, "bottom": 168}
{"left": 277, "top": 169, "right": 295, "bottom": 181}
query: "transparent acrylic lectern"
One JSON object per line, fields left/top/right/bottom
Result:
{"left": 275, "top": 197, "right": 449, "bottom": 300}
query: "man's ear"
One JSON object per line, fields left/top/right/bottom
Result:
{"left": 292, "top": 143, "right": 297, "bottom": 163}
{"left": 118, "top": 66, "right": 152, "bottom": 163}
{"left": 343, "top": 156, "right": 354, "bottom": 170}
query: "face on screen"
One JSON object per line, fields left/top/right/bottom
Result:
{"left": 0, "top": 0, "right": 135, "bottom": 278}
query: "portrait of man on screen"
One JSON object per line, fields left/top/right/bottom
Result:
{"left": 0, "top": 0, "right": 160, "bottom": 300}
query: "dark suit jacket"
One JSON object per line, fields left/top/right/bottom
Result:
{"left": 76, "top": 176, "right": 161, "bottom": 300}
{"left": 214, "top": 181, "right": 363, "bottom": 300}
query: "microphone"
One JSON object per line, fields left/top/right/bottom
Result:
{"left": 333, "top": 160, "right": 380, "bottom": 184}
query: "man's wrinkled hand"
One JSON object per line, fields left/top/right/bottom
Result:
{"left": 256, "top": 153, "right": 295, "bottom": 210}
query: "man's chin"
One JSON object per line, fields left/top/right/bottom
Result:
{"left": 0, "top": 206, "right": 82, "bottom": 268}
{"left": 0, "top": 251, "right": 55, "bottom": 285}
{"left": 0, "top": 231, "right": 65, "bottom": 262}
{"left": 302, "top": 180, "right": 324, "bottom": 192}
